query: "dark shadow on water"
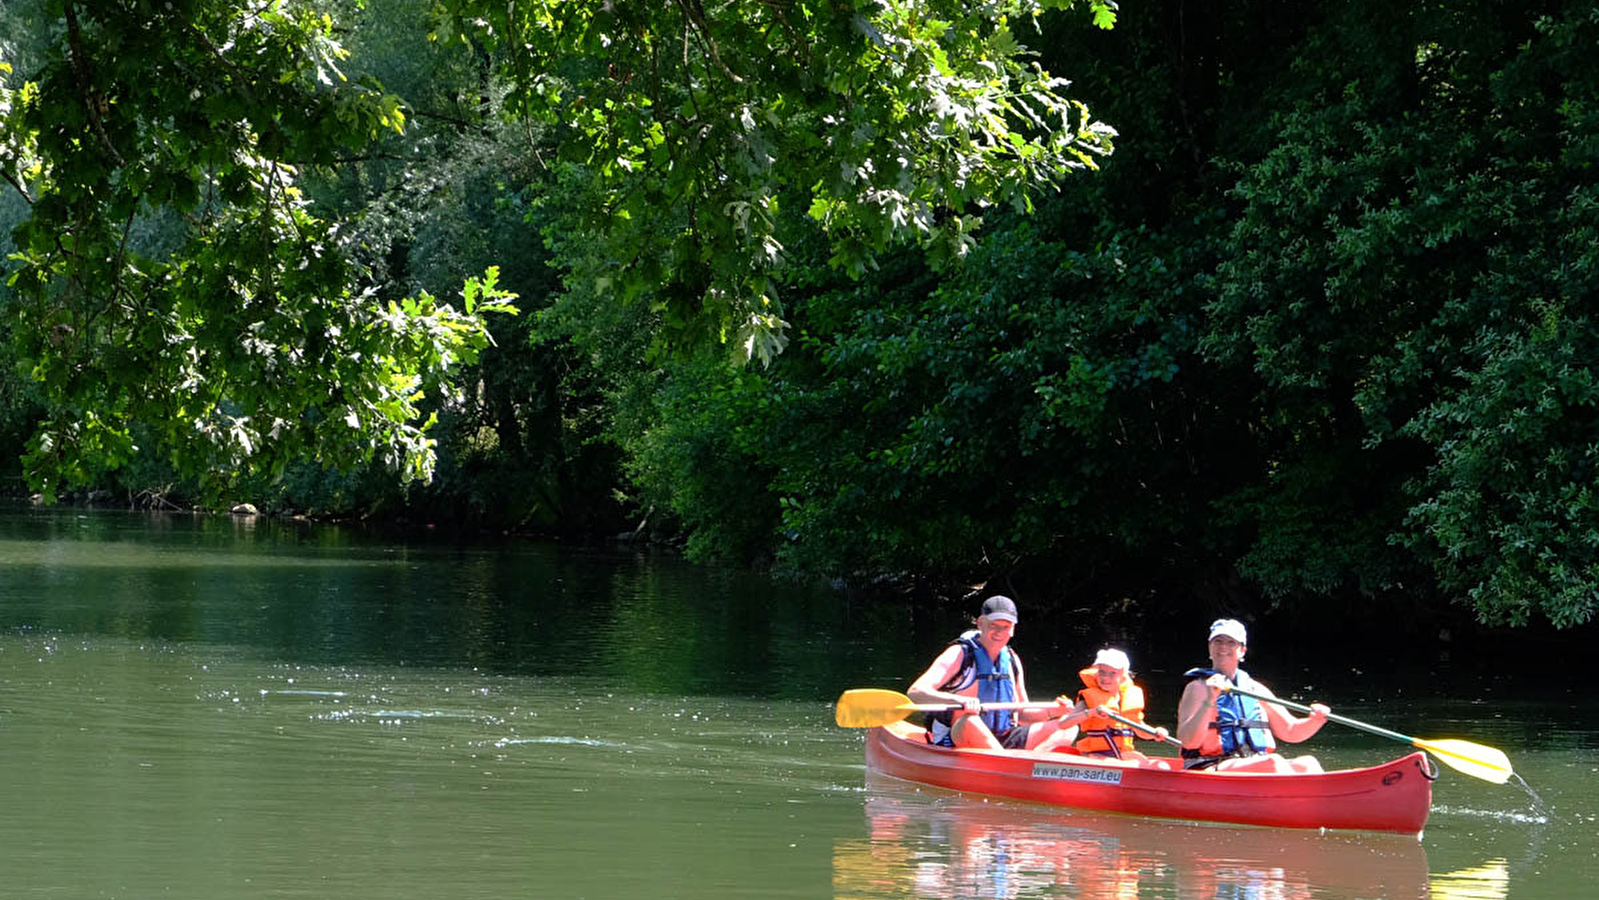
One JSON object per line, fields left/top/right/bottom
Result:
{"left": 3, "top": 506, "right": 1596, "bottom": 709}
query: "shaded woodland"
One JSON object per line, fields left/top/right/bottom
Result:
{"left": 2, "top": 1, "right": 1595, "bottom": 632}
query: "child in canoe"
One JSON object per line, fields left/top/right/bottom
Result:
{"left": 1036, "top": 648, "right": 1171, "bottom": 760}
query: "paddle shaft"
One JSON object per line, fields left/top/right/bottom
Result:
{"left": 1098, "top": 707, "right": 1182, "bottom": 747}
{"left": 905, "top": 701, "right": 1062, "bottom": 713}
{"left": 834, "top": 689, "right": 1067, "bottom": 728}
{"left": 1222, "top": 682, "right": 1515, "bottom": 783}
{"left": 1223, "top": 684, "right": 1416, "bottom": 744}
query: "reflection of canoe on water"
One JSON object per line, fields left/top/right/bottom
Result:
{"left": 865, "top": 720, "right": 1435, "bottom": 833}
{"left": 835, "top": 780, "right": 1434, "bottom": 900}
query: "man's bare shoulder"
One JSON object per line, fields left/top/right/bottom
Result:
{"left": 911, "top": 642, "right": 965, "bottom": 687}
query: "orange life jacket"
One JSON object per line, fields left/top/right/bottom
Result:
{"left": 1074, "top": 668, "right": 1146, "bottom": 756}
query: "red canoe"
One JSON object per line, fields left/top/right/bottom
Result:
{"left": 865, "top": 720, "right": 1435, "bottom": 834}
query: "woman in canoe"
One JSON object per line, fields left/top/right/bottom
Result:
{"left": 1036, "top": 647, "right": 1171, "bottom": 758}
{"left": 907, "top": 595, "right": 1072, "bottom": 750}
{"left": 1175, "top": 618, "right": 1330, "bottom": 773}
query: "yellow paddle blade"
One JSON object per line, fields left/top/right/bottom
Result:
{"left": 834, "top": 688, "right": 919, "bottom": 728}
{"left": 1415, "top": 737, "right": 1515, "bottom": 785}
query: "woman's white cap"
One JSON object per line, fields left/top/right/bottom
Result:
{"left": 1208, "top": 618, "right": 1248, "bottom": 644}
{"left": 1093, "top": 648, "right": 1130, "bottom": 671}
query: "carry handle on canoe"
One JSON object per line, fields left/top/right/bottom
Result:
{"left": 1219, "top": 683, "right": 1514, "bottom": 784}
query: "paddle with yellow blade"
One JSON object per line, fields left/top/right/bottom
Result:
{"left": 1223, "top": 684, "right": 1514, "bottom": 784}
{"left": 834, "top": 688, "right": 1063, "bottom": 728}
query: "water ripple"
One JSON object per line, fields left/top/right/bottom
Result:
{"left": 493, "top": 736, "right": 628, "bottom": 748}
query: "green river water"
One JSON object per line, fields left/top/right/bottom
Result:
{"left": 0, "top": 507, "right": 1591, "bottom": 899}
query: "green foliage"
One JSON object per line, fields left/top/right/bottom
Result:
{"left": 4, "top": 0, "right": 1594, "bottom": 635}
{"left": 1402, "top": 305, "right": 1599, "bottom": 628}
{"left": 1206, "top": 1, "right": 1599, "bottom": 625}
{"left": 782, "top": 230, "right": 1157, "bottom": 572}
{"left": 622, "top": 218, "right": 1210, "bottom": 583}
{"left": 614, "top": 0, "right": 1599, "bottom": 630}
{"left": 292, "top": 0, "right": 628, "bottom": 532}
{"left": 0, "top": 1, "right": 510, "bottom": 501}
{"left": 620, "top": 359, "right": 783, "bottom": 563}
{"left": 434, "top": 0, "right": 1118, "bottom": 363}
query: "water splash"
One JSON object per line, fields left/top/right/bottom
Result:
{"left": 493, "top": 736, "right": 626, "bottom": 748}
{"left": 1434, "top": 772, "right": 1556, "bottom": 826}
{"left": 312, "top": 707, "right": 506, "bottom": 726}
{"left": 1507, "top": 772, "right": 1554, "bottom": 821}
{"left": 370, "top": 708, "right": 488, "bottom": 719}
{"left": 1433, "top": 805, "right": 1549, "bottom": 825}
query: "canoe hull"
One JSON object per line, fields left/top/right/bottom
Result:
{"left": 864, "top": 720, "right": 1433, "bottom": 834}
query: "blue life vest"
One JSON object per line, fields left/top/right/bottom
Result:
{"left": 1183, "top": 667, "right": 1276, "bottom": 756}
{"left": 929, "top": 631, "right": 1018, "bottom": 744}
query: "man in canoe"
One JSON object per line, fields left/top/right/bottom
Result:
{"left": 1036, "top": 648, "right": 1171, "bottom": 757}
{"left": 1175, "top": 618, "right": 1331, "bottom": 773}
{"left": 906, "top": 595, "right": 1072, "bottom": 750}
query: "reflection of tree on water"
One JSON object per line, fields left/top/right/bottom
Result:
{"left": 834, "top": 776, "right": 1452, "bottom": 899}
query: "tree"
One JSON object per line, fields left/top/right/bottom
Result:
{"left": 435, "top": 0, "right": 1119, "bottom": 364}
{"left": 1207, "top": 1, "right": 1599, "bottom": 627}
{"left": 2, "top": 0, "right": 1118, "bottom": 500}
{"left": 598, "top": 0, "right": 1599, "bottom": 631}
{"left": 0, "top": 1, "right": 513, "bottom": 501}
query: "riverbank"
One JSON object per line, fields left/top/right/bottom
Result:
{"left": 11, "top": 489, "right": 1595, "bottom": 670}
